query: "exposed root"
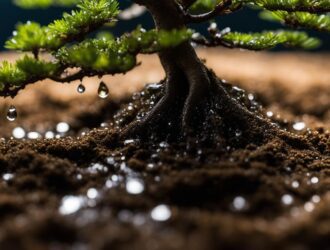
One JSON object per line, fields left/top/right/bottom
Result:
{"left": 120, "top": 68, "right": 279, "bottom": 147}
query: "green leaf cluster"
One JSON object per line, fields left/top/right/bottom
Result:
{"left": 0, "top": 56, "right": 60, "bottom": 94}
{"left": 2, "top": 0, "right": 329, "bottom": 98}
{"left": 0, "top": 27, "right": 191, "bottom": 96}
{"left": 252, "top": 0, "right": 330, "bottom": 13}
{"left": 222, "top": 30, "right": 320, "bottom": 50}
{"left": 14, "top": 0, "right": 78, "bottom": 8}
{"left": 6, "top": 0, "right": 119, "bottom": 52}
{"left": 56, "top": 28, "right": 192, "bottom": 72}
{"left": 260, "top": 11, "right": 330, "bottom": 32}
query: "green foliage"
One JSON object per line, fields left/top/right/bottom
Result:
{"left": 0, "top": 28, "right": 190, "bottom": 96}
{"left": 5, "top": 22, "right": 60, "bottom": 51}
{"left": 2, "top": 0, "right": 329, "bottom": 97}
{"left": 56, "top": 28, "right": 191, "bottom": 72}
{"left": 260, "top": 11, "right": 330, "bottom": 32}
{"left": 6, "top": 0, "right": 119, "bottom": 52}
{"left": 50, "top": 0, "right": 119, "bottom": 41}
{"left": 189, "top": 0, "right": 330, "bottom": 13}
{"left": 0, "top": 56, "right": 60, "bottom": 93}
{"left": 0, "top": 61, "right": 26, "bottom": 90}
{"left": 16, "top": 56, "right": 60, "bottom": 77}
{"left": 252, "top": 0, "right": 330, "bottom": 13}
{"left": 221, "top": 30, "right": 320, "bottom": 50}
{"left": 14, "top": 0, "right": 78, "bottom": 8}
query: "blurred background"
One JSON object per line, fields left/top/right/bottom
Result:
{"left": 0, "top": 0, "right": 329, "bottom": 51}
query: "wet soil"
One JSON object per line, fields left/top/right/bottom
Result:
{"left": 0, "top": 49, "right": 329, "bottom": 250}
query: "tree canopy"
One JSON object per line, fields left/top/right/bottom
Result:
{"left": 1, "top": 0, "right": 329, "bottom": 98}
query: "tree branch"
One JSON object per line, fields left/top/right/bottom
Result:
{"left": 182, "top": 0, "right": 241, "bottom": 24}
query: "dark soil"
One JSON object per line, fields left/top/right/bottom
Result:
{"left": 0, "top": 51, "right": 329, "bottom": 250}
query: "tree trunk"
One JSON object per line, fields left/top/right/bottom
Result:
{"left": 139, "top": 0, "right": 212, "bottom": 128}
{"left": 125, "top": 0, "right": 275, "bottom": 142}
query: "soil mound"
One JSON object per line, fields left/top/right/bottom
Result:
{"left": 0, "top": 50, "right": 329, "bottom": 250}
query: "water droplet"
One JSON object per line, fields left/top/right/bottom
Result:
{"left": 59, "top": 196, "right": 85, "bottom": 215}
{"left": 77, "top": 83, "right": 86, "bottom": 94}
{"left": 7, "top": 105, "right": 17, "bottom": 122}
{"left": 311, "top": 195, "right": 320, "bottom": 203}
{"left": 293, "top": 122, "right": 306, "bottom": 131}
{"left": 235, "top": 129, "right": 242, "bottom": 137}
{"left": 291, "top": 181, "right": 300, "bottom": 188}
{"left": 147, "top": 163, "right": 155, "bottom": 169}
{"left": 208, "top": 22, "right": 218, "bottom": 33}
{"left": 3, "top": 173, "right": 14, "bottom": 181}
{"left": 150, "top": 204, "right": 171, "bottom": 221}
{"left": 98, "top": 81, "right": 109, "bottom": 99}
{"left": 310, "top": 176, "right": 319, "bottom": 184}
{"left": 126, "top": 178, "right": 144, "bottom": 195}
{"left": 266, "top": 111, "right": 274, "bottom": 117}
{"left": 56, "top": 122, "right": 70, "bottom": 133}
{"left": 87, "top": 188, "right": 98, "bottom": 199}
{"left": 232, "top": 196, "right": 247, "bottom": 211}
{"left": 27, "top": 132, "right": 41, "bottom": 139}
{"left": 45, "top": 131, "right": 55, "bottom": 139}
{"left": 12, "top": 127, "right": 25, "bottom": 139}
{"left": 146, "top": 83, "right": 162, "bottom": 90}
{"left": 281, "top": 194, "right": 294, "bottom": 205}
{"left": 86, "top": 163, "right": 108, "bottom": 174}
{"left": 304, "top": 202, "right": 315, "bottom": 212}
{"left": 111, "top": 175, "right": 120, "bottom": 182}
{"left": 106, "top": 157, "right": 115, "bottom": 165}
{"left": 100, "top": 122, "right": 109, "bottom": 128}
{"left": 124, "top": 139, "right": 138, "bottom": 145}
{"left": 159, "top": 141, "right": 169, "bottom": 148}
{"left": 105, "top": 179, "right": 114, "bottom": 188}
{"left": 248, "top": 93, "right": 254, "bottom": 101}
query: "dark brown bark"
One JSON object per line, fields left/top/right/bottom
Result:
{"left": 130, "top": 0, "right": 212, "bottom": 130}
{"left": 125, "top": 0, "right": 274, "bottom": 140}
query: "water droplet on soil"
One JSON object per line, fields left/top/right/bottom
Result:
{"left": 235, "top": 130, "right": 242, "bottom": 137}
{"left": 311, "top": 195, "right": 320, "bottom": 203}
{"left": 56, "top": 122, "right": 70, "bottom": 133}
{"left": 12, "top": 127, "right": 25, "bottom": 139}
{"left": 126, "top": 178, "right": 145, "bottom": 195}
{"left": 86, "top": 163, "right": 108, "bottom": 174}
{"left": 45, "top": 131, "right": 55, "bottom": 139}
{"left": 151, "top": 205, "right": 171, "bottom": 221}
{"left": 146, "top": 83, "right": 162, "bottom": 90}
{"left": 281, "top": 194, "right": 294, "bottom": 205}
{"left": 87, "top": 188, "right": 98, "bottom": 199}
{"left": 293, "top": 122, "right": 306, "bottom": 131}
{"left": 310, "top": 176, "right": 319, "bottom": 184}
{"left": 266, "top": 111, "right": 274, "bottom": 118}
{"left": 304, "top": 202, "right": 315, "bottom": 212}
{"left": 27, "top": 132, "right": 41, "bottom": 139}
{"left": 291, "top": 181, "right": 299, "bottom": 188}
{"left": 98, "top": 81, "right": 109, "bottom": 99}
{"left": 2, "top": 173, "right": 14, "bottom": 181}
{"left": 77, "top": 83, "right": 86, "bottom": 94}
{"left": 59, "top": 196, "right": 85, "bottom": 215}
{"left": 159, "top": 141, "right": 169, "bottom": 148}
{"left": 147, "top": 163, "right": 155, "bottom": 169}
{"left": 248, "top": 94, "right": 254, "bottom": 101}
{"left": 7, "top": 105, "right": 17, "bottom": 122}
{"left": 124, "top": 139, "right": 139, "bottom": 145}
{"left": 105, "top": 179, "right": 114, "bottom": 188}
{"left": 232, "top": 196, "right": 247, "bottom": 211}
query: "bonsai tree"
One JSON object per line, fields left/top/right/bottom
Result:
{"left": 0, "top": 0, "right": 329, "bottom": 140}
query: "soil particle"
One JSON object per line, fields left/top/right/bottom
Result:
{"left": 0, "top": 50, "right": 329, "bottom": 250}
